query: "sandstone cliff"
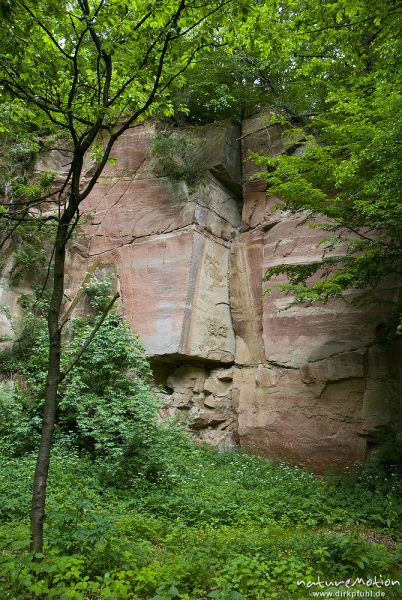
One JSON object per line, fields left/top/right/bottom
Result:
{"left": 1, "top": 115, "right": 401, "bottom": 471}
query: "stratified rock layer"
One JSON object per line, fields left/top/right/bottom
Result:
{"left": 60, "top": 122, "right": 241, "bottom": 448}
{"left": 233, "top": 112, "right": 402, "bottom": 470}
{"left": 1, "top": 116, "right": 400, "bottom": 470}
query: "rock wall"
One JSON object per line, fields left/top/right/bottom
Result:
{"left": 233, "top": 114, "right": 402, "bottom": 470}
{"left": 59, "top": 122, "right": 241, "bottom": 448}
{"left": 1, "top": 116, "right": 401, "bottom": 470}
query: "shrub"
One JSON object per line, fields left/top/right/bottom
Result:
{"left": 0, "top": 309, "right": 192, "bottom": 485}
{"left": 150, "top": 131, "right": 206, "bottom": 187}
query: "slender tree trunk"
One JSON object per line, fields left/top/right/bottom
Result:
{"left": 30, "top": 218, "right": 69, "bottom": 553}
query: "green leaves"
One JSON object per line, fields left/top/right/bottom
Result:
{"left": 259, "top": 84, "right": 401, "bottom": 312}
{"left": 0, "top": 0, "right": 235, "bottom": 184}
{"left": 150, "top": 130, "right": 206, "bottom": 186}
{"left": 244, "top": 0, "right": 402, "bottom": 324}
{"left": 2, "top": 444, "right": 401, "bottom": 598}
{"left": 0, "top": 307, "right": 191, "bottom": 485}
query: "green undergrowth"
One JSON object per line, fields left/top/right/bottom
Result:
{"left": 0, "top": 309, "right": 401, "bottom": 599}
{"left": 0, "top": 449, "right": 401, "bottom": 600}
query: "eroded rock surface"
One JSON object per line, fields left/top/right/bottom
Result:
{"left": 161, "top": 364, "right": 237, "bottom": 448}
{"left": 232, "top": 111, "right": 402, "bottom": 470}
{"left": 1, "top": 116, "right": 400, "bottom": 467}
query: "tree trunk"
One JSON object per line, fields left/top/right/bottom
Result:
{"left": 30, "top": 218, "right": 69, "bottom": 553}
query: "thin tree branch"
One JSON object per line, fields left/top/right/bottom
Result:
{"left": 171, "top": 0, "right": 232, "bottom": 39}
{"left": 294, "top": 9, "right": 402, "bottom": 36}
{"left": 0, "top": 213, "right": 59, "bottom": 222}
{"left": 67, "top": 26, "right": 89, "bottom": 144}
{"left": 32, "top": 239, "right": 57, "bottom": 307}
{"left": 0, "top": 186, "right": 66, "bottom": 208}
{"left": 16, "top": 0, "right": 74, "bottom": 61}
{"left": 107, "top": 0, "right": 187, "bottom": 107}
{"left": 0, "top": 206, "right": 30, "bottom": 250}
{"left": 59, "top": 291, "right": 120, "bottom": 382}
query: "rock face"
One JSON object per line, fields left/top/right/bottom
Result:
{"left": 2, "top": 115, "right": 401, "bottom": 470}
{"left": 232, "top": 113, "right": 402, "bottom": 470}
{"left": 61, "top": 122, "right": 241, "bottom": 449}
{"left": 162, "top": 364, "right": 236, "bottom": 448}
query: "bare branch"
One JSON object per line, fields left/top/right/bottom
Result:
{"left": 0, "top": 206, "right": 30, "bottom": 250}
{"left": 171, "top": 0, "right": 232, "bottom": 39}
{"left": 32, "top": 240, "right": 57, "bottom": 307}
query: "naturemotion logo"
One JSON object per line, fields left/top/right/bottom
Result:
{"left": 296, "top": 575, "right": 401, "bottom": 598}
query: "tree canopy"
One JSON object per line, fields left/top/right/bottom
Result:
{"left": 236, "top": 0, "right": 402, "bottom": 330}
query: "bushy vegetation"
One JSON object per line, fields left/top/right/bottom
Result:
{"left": 0, "top": 135, "right": 56, "bottom": 282}
{"left": 0, "top": 311, "right": 401, "bottom": 599}
{"left": 0, "top": 305, "right": 184, "bottom": 486}
{"left": 1, "top": 446, "right": 401, "bottom": 599}
{"left": 150, "top": 131, "right": 207, "bottom": 187}
{"left": 240, "top": 0, "right": 402, "bottom": 331}
{"left": 0, "top": 1, "right": 401, "bottom": 597}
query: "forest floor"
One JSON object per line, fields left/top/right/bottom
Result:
{"left": 1, "top": 446, "right": 401, "bottom": 600}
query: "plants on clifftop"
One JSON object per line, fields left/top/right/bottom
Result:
{"left": 170, "top": 47, "right": 275, "bottom": 123}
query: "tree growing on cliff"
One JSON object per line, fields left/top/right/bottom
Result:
{"left": 237, "top": 0, "right": 402, "bottom": 329}
{"left": 0, "top": 0, "right": 243, "bottom": 553}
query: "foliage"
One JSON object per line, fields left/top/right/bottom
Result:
{"left": 0, "top": 309, "right": 192, "bottom": 484}
{"left": 0, "top": 0, "right": 241, "bottom": 278}
{"left": 170, "top": 48, "right": 274, "bottom": 123}
{"left": 0, "top": 447, "right": 401, "bottom": 599}
{"left": 150, "top": 131, "right": 207, "bottom": 187}
{"left": 83, "top": 276, "right": 115, "bottom": 313}
{"left": 9, "top": 219, "right": 57, "bottom": 282}
{"left": 1, "top": 312, "right": 401, "bottom": 597}
{"left": 254, "top": 87, "right": 402, "bottom": 319}
{"left": 0, "top": 6, "right": 236, "bottom": 540}
{"left": 0, "top": 138, "right": 38, "bottom": 198}
{"left": 0, "top": 0, "right": 253, "bottom": 553}
{"left": 233, "top": 0, "right": 402, "bottom": 327}
{"left": 364, "top": 426, "right": 402, "bottom": 476}
{"left": 0, "top": 0, "right": 401, "bottom": 589}
{"left": 0, "top": 136, "right": 56, "bottom": 281}
{"left": 0, "top": 0, "right": 242, "bottom": 144}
